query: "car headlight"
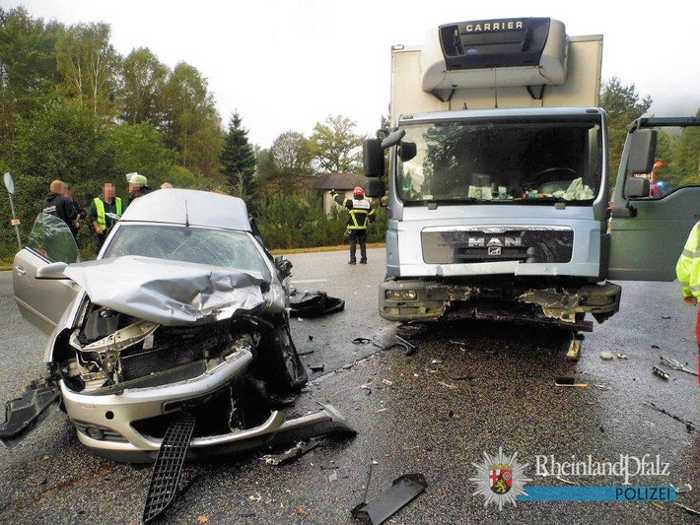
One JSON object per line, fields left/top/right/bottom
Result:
{"left": 385, "top": 289, "right": 417, "bottom": 300}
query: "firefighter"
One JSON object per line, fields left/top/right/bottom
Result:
{"left": 89, "top": 182, "right": 122, "bottom": 254}
{"left": 42, "top": 180, "right": 77, "bottom": 230}
{"left": 331, "top": 186, "right": 375, "bottom": 264}
{"left": 125, "top": 172, "right": 151, "bottom": 204}
{"left": 676, "top": 221, "right": 700, "bottom": 388}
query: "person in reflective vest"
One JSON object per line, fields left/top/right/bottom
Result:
{"left": 676, "top": 221, "right": 700, "bottom": 388}
{"left": 89, "top": 182, "right": 122, "bottom": 254}
{"left": 331, "top": 186, "right": 375, "bottom": 264}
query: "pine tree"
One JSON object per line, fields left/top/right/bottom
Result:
{"left": 220, "top": 112, "right": 256, "bottom": 202}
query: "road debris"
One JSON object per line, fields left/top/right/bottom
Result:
{"left": 555, "top": 476, "right": 576, "bottom": 485}
{"left": 196, "top": 515, "right": 210, "bottom": 524}
{"left": 644, "top": 402, "right": 697, "bottom": 432}
{"left": 351, "top": 473, "right": 427, "bottom": 525}
{"left": 599, "top": 351, "right": 614, "bottom": 361}
{"left": 659, "top": 355, "right": 698, "bottom": 376}
{"left": 382, "top": 379, "right": 393, "bottom": 386}
{"left": 298, "top": 350, "right": 315, "bottom": 356}
{"left": 593, "top": 384, "right": 610, "bottom": 391}
{"left": 289, "top": 289, "right": 345, "bottom": 318}
{"left": 554, "top": 377, "right": 588, "bottom": 388}
{"left": 353, "top": 337, "right": 371, "bottom": 345}
{"left": 652, "top": 366, "right": 671, "bottom": 381}
{"left": 309, "top": 363, "right": 325, "bottom": 372}
{"left": 670, "top": 483, "right": 692, "bottom": 494}
{"left": 616, "top": 353, "right": 628, "bottom": 360}
{"left": 675, "top": 502, "right": 700, "bottom": 516}
{"left": 261, "top": 438, "right": 324, "bottom": 466}
{"left": 437, "top": 381, "right": 457, "bottom": 390}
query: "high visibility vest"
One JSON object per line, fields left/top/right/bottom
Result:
{"left": 93, "top": 196, "right": 122, "bottom": 230}
{"left": 345, "top": 198, "right": 374, "bottom": 230}
{"left": 676, "top": 221, "right": 700, "bottom": 300}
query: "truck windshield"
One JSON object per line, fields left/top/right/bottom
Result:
{"left": 397, "top": 118, "right": 602, "bottom": 204}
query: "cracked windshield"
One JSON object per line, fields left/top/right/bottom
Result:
{"left": 398, "top": 119, "right": 601, "bottom": 203}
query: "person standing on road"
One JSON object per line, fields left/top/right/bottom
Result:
{"left": 676, "top": 221, "right": 700, "bottom": 388}
{"left": 63, "top": 184, "right": 86, "bottom": 246}
{"left": 331, "top": 186, "right": 375, "bottom": 265}
{"left": 125, "top": 172, "right": 151, "bottom": 205}
{"left": 42, "top": 180, "right": 77, "bottom": 232}
{"left": 89, "top": 182, "right": 122, "bottom": 254}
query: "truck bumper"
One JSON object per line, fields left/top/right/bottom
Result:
{"left": 378, "top": 279, "right": 621, "bottom": 330}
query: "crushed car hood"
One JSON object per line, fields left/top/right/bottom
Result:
{"left": 64, "top": 256, "right": 266, "bottom": 325}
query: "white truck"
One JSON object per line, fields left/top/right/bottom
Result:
{"left": 362, "top": 17, "right": 700, "bottom": 338}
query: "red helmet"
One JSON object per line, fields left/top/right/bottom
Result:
{"left": 653, "top": 160, "right": 665, "bottom": 170}
{"left": 353, "top": 186, "right": 365, "bottom": 198}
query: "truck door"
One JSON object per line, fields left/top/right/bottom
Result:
{"left": 13, "top": 213, "right": 80, "bottom": 334}
{"left": 608, "top": 117, "right": 700, "bottom": 281}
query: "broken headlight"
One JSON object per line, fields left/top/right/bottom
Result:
{"left": 385, "top": 289, "right": 418, "bottom": 300}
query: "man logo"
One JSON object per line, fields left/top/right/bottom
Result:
{"left": 470, "top": 447, "right": 531, "bottom": 510}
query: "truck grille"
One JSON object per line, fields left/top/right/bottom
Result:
{"left": 422, "top": 228, "right": 574, "bottom": 264}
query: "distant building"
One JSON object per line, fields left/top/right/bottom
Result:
{"left": 316, "top": 173, "right": 370, "bottom": 216}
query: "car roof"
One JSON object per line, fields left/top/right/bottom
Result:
{"left": 120, "top": 189, "right": 251, "bottom": 231}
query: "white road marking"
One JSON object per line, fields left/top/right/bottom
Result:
{"left": 291, "top": 279, "right": 328, "bottom": 284}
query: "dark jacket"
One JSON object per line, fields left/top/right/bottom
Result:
{"left": 127, "top": 186, "right": 152, "bottom": 206}
{"left": 42, "top": 192, "right": 77, "bottom": 227}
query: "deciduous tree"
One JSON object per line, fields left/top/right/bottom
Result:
{"left": 309, "top": 115, "right": 363, "bottom": 173}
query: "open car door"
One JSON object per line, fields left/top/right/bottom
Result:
{"left": 608, "top": 117, "right": 700, "bottom": 281}
{"left": 13, "top": 213, "right": 80, "bottom": 334}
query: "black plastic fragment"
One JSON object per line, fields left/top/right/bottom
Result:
{"left": 0, "top": 378, "right": 60, "bottom": 447}
{"left": 142, "top": 413, "right": 196, "bottom": 524}
{"left": 289, "top": 290, "right": 345, "bottom": 318}
{"left": 351, "top": 473, "right": 427, "bottom": 525}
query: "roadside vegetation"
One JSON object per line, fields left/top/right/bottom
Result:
{"left": 0, "top": 7, "right": 697, "bottom": 262}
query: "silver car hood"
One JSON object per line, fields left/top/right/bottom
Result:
{"left": 64, "top": 256, "right": 266, "bottom": 325}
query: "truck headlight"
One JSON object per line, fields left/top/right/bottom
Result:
{"left": 385, "top": 289, "right": 417, "bottom": 300}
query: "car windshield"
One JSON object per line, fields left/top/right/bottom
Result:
{"left": 104, "top": 224, "right": 271, "bottom": 281}
{"left": 397, "top": 118, "right": 602, "bottom": 204}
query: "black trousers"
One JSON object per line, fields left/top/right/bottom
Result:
{"left": 349, "top": 230, "right": 367, "bottom": 262}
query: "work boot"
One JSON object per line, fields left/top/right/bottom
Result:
{"left": 348, "top": 260, "right": 356, "bottom": 265}
{"left": 360, "top": 259, "right": 367, "bottom": 264}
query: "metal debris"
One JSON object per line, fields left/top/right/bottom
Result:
{"left": 675, "top": 502, "right": 700, "bottom": 516}
{"left": 351, "top": 473, "right": 427, "bottom": 525}
{"left": 659, "top": 355, "right": 698, "bottom": 376}
{"left": 652, "top": 366, "right": 671, "bottom": 381}
{"left": 261, "top": 438, "right": 323, "bottom": 466}
{"left": 554, "top": 377, "right": 588, "bottom": 388}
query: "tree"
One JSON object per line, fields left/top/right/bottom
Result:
{"left": 270, "top": 131, "right": 313, "bottom": 174}
{"left": 56, "top": 22, "right": 120, "bottom": 115}
{"left": 600, "top": 77, "right": 652, "bottom": 183}
{"left": 120, "top": 48, "right": 169, "bottom": 126}
{"left": 108, "top": 123, "right": 175, "bottom": 187}
{"left": 161, "top": 62, "right": 222, "bottom": 175}
{"left": 309, "top": 115, "right": 363, "bottom": 173}
{"left": 220, "top": 112, "right": 256, "bottom": 200}
{"left": 672, "top": 108, "right": 700, "bottom": 186}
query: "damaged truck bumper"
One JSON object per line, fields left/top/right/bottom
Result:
{"left": 379, "top": 279, "right": 621, "bottom": 330}
{"left": 61, "top": 348, "right": 353, "bottom": 462}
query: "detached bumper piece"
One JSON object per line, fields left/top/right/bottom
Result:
{"left": 142, "top": 413, "right": 196, "bottom": 524}
{"left": 351, "top": 473, "right": 427, "bottom": 525}
{"left": 0, "top": 379, "right": 60, "bottom": 447}
{"left": 289, "top": 289, "right": 345, "bottom": 318}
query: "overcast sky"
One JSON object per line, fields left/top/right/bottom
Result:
{"left": 6, "top": 0, "right": 700, "bottom": 146}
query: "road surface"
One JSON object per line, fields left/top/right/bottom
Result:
{"left": 0, "top": 248, "right": 698, "bottom": 524}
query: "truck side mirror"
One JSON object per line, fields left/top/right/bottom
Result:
{"left": 399, "top": 142, "right": 417, "bottom": 162}
{"left": 625, "top": 129, "right": 657, "bottom": 175}
{"left": 624, "top": 176, "right": 650, "bottom": 199}
{"left": 363, "top": 139, "right": 384, "bottom": 177}
{"left": 365, "top": 179, "right": 386, "bottom": 198}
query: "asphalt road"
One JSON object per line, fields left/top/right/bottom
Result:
{"left": 1, "top": 248, "right": 699, "bottom": 524}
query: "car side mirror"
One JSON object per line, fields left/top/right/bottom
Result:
{"left": 626, "top": 130, "right": 657, "bottom": 175}
{"left": 274, "top": 256, "right": 293, "bottom": 278}
{"left": 365, "top": 179, "right": 386, "bottom": 199}
{"left": 35, "top": 261, "right": 69, "bottom": 280}
{"left": 399, "top": 142, "right": 417, "bottom": 162}
{"left": 624, "top": 176, "right": 650, "bottom": 199}
{"left": 363, "top": 138, "right": 384, "bottom": 177}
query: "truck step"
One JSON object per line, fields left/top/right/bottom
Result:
{"left": 142, "top": 413, "right": 196, "bottom": 524}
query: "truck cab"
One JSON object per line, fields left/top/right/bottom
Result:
{"left": 364, "top": 17, "right": 700, "bottom": 330}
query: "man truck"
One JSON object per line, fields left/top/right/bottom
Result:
{"left": 362, "top": 17, "right": 700, "bottom": 341}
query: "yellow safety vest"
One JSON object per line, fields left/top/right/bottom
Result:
{"left": 345, "top": 198, "right": 374, "bottom": 230}
{"left": 93, "top": 196, "right": 122, "bottom": 230}
{"left": 676, "top": 221, "right": 700, "bottom": 300}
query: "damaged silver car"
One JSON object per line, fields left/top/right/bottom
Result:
{"left": 4, "top": 189, "right": 352, "bottom": 463}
